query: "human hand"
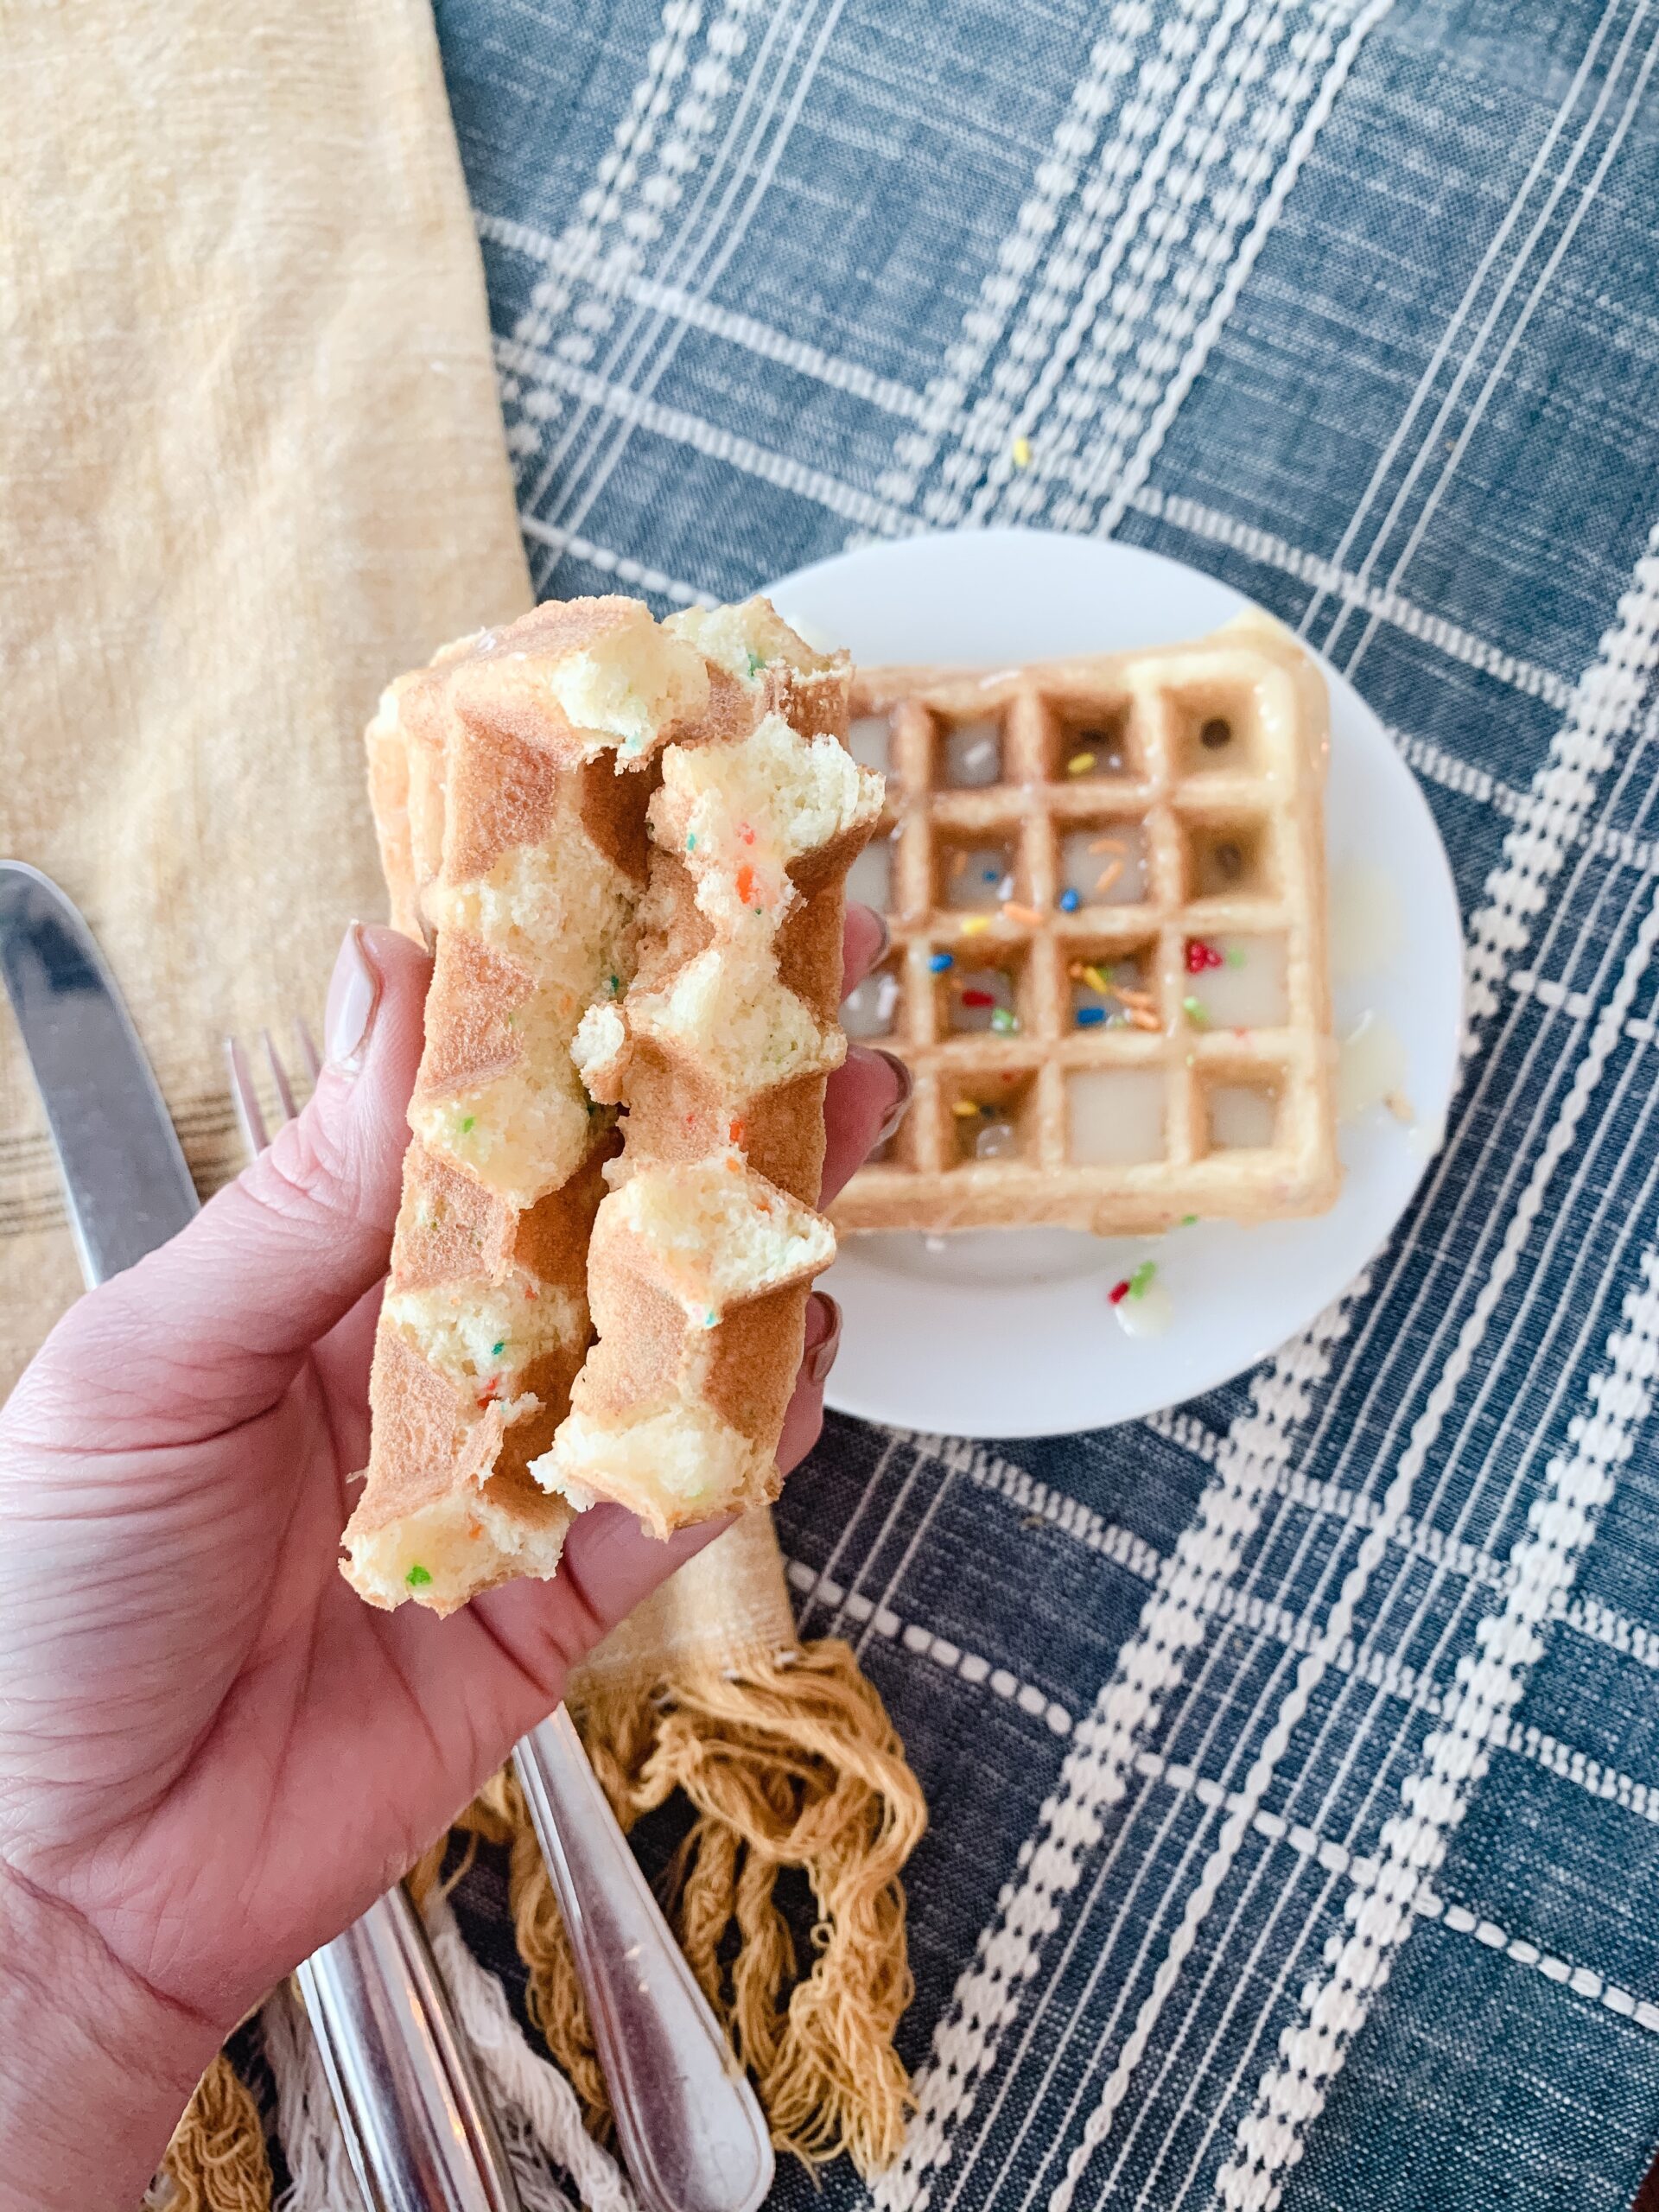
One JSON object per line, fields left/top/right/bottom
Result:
{"left": 0, "top": 909, "right": 907, "bottom": 2212}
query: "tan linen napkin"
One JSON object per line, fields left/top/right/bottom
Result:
{"left": 1, "top": 3, "right": 923, "bottom": 2198}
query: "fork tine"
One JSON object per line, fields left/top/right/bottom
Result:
{"left": 293, "top": 1015, "right": 322, "bottom": 1084}
{"left": 226, "top": 1035, "right": 269, "bottom": 1156}
{"left": 264, "top": 1027, "right": 297, "bottom": 1126}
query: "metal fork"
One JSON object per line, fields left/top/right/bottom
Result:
{"left": 229, "top": 1027, "right": 775, "bottom": 2212}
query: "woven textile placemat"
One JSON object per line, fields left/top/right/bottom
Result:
{"left": 425, "top": 1, "right": 1659, "bottom": 2207}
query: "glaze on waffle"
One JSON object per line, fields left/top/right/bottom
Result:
{"left": 537, "top": 601, "right": 880, "bottom": 1537}
{"left": 343, "top": 598, "right": 715, "bottom": 1613}
{"left": 833, "top": 613, "right": 1338, "bottom": 1237}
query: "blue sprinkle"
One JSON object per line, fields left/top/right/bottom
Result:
{"left": 1075, "top": 1006, "right": 1107, "bottom": 1027}
{"left": 981, "top": 868, "right": 998, "bottom": 883}
{"left": 929, "top": 951, "right": 954, "bottom": 973}
{"left": 1058, "top": 887, "right": 1081, "bottom": 912}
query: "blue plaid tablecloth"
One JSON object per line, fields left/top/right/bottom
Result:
{"left": 426, "top": 2, "right": 1659, "bottom": 2203}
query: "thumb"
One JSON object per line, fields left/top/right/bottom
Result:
{"left": 26, "top": 925, "right": 429, "bottom": 1439}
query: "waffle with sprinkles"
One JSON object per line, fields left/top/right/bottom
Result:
{"left": 834, "top": 611, "right": 1339, "bottom": 1237}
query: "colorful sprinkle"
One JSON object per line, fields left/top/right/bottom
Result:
{"left": 1180, "top": 1213, "right": 1198, "bottom": 1226}
{"left": 608, "top": 972, "right": 620, "bottom": 995}
{"left": 952, "top": 1099, "right": 981, "bottom": 1118}
{"left": 1076, "top": 1006, "right": 1106, "bottom": 1027}
{"left": 686, "top": 832, "right": 697, "bottom": 851}
{"left": 745, "top": 651, "right": 765, "bottom": 676}
{"left": 990, "top": 1007, "right": 1017, "bottom": 1033}
{"left": 1093, "top": 860, "right": 1124, "bottom": 895}
{"left": 1067, "top": 752, "right": 1096, "bottom": 775}
{"left": 960, "top": 915, "right": 992, "bottom": 937}
{"left": 1226, "top": 946, "right": 1246, "bottom": 968}
{"left": 1182, "top": 995, "right": 1207, "bottom": 1025}
{"left": 1058, "top": 887, "right": 1081, "bottom": 912}
{"left": 1083, "top": 963, "right": 1110, "bottom": 994}
{"left": 728, "top": 1116, "right": 746, "bottom": 1146}
{"left": 459, "top": 1115, "right": 475, "bottom": 1134}
{"left": 405, "top": 1563, "right": 433, "bottom": 1588}
{"left": 491, "top": 1340, "right": 505, "bottom": 1357}
{"left": 1108, "top": 1279, "right": 1130, "bottom": 1306}
{"left": 1012, "top": 434, "right": 1032, "bottom": 467}
{"left": 961, "top": 988, "right": 995, "bottom": 1007}
{"left": 739, "top": 823, "right": 755, "bottom": 845}
{"left": 982, "top": 867, "right": 999, "bottom": 884}
{"left": 736, "top": 863, "right": 758, "bottom": 907}
{"left": 476, "top": 1378, "right": 500, "bottom": 1408}
{"left": 929, "top": 950, "right": 954, "bottom": 973}
{"left": 1185, "top": 939, "right": 1224, "bottom": 974}
{"left": 705, "top": 1309, "right": 719, "bottom": 1327}
{"left": 1002, "top": 901, "right": 1044, "bottom": 927}
{"left": 1127, "top": 1262, "right": 1157, "bottom": 1301}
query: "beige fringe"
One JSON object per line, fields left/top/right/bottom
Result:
{"left": 156, "top": 2052, "right": 272, "bottom": 2212}
{"left": 458, "top": 1637, "right": 926, "bottom": 2177}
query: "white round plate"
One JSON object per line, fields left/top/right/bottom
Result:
{"left": 767, "top": 527, "right": 1464, "bottom": 1439}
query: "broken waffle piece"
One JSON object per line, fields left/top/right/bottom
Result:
{"left": 534, "top": 599, "right": 881, "bottom": 1538}
{"left": 343, "top": 598, "right": 711, "bottom": 1614}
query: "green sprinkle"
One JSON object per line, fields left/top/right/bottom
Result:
{"left": 704, "top": 1309, "right": 719, "bottom": 1328}
{"left": 491, "top": 1340, "right": 505, "bottom": 1357}
{"left": 1225, "top": 947, "right": 1246, "bottom": 969}
{"left": 459, "top": 1115, "right": 475, "bottom": 1134}
{"left": 405, "top": 1563, "right": 432, "bottom": 1588}
{"left": 505, "top": 1012, "right": 517, "bottom": 1027}
{"left": 686, "top": 832, "right": 697, "bottom": 851}
{"left": 608, "top": 972, "right": 620, "bottom": 995}
{"left": 745, "top": 650, "right": 765, "bottom": 676}
{"left": 1182, "top": 995, "right": 1207, "bottom": 1027}
{"left": 1180, "top": 1212, "right": 1198, "bottom": 1227}
{"left": 1128, "top": 1262, "right": 1157, "bottom": 1301}
{"left": 990, "top": 1006, "right": 1017, "bottom": 1033}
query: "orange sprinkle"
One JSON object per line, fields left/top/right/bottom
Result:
{"left": 524, "top": 1283, "right": 538, "bottom": 1300}
{"left": 739, "top": 823, "right": 755, "bottom": 845}
{"left": 1128, "top": 1008, "right": 1161, "bottom": 1033}
{"left": 1001, "top": 901, "right": 1044, "bottom": 926}
{"left": 736, "top": 863, "right": 758, "bottom": 906}
{"left": 950, "top": 850, "right": 968, "bottom": 877}
{"left": 1089, "top": 836, "right": 1126, "bottom": 854}
{"left": 1117, "top": 987, "right": 1156, "bottom": 1008}
{"left": 728, "top": 1116, "right": 746, "bottom": 1146}
{"left": 725, "top": 1155, "right": 741, "bottom": 1173}
{"left": 1093, "top": 861, "right": 1123, "bottom": 894}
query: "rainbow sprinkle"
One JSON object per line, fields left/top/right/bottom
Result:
{"left": 1182, "top": 995, "right": 1207, "bottom": 1026}
{"left": 1076, "top": 1006, "right": 1106, "bottom": 1028}
{"left": 491, "top": 1340, "right": 505, "bottom": 1357}
{"left": 1066, "top": 752, "right": 1096, "bottom": 776}
{"left": 405, "top": 1563, "right": 432, "bottom": 1588}
{"left": 952, "top": 1099, "right": 980, "bottom": 1118}
{"left": 1180, "top": 1213, "right": 1198, "bottom": 1226}
{"left": 960, "top": 915, "right": 992, "bottom": 937}
{"left": 929, "top": 950, "right": 954, "bottom": 973}
{"left": 990, "top": 1007, "right": 1017, "bottom": 1033}
{"left": 1058, "top": 888, "right": 1080, "bottom": 912}
{"left": 459, "top": 1115, "right": 475, "bottom": 1134}
{"left": 1002, "top": 901, "right": 1044, "bottom": 926}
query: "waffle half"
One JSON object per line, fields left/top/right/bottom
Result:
{"left": 833, "top": 613, "right": 1338, "bottom": 1237}
{"left": 343, "top": 598, "right": 715, "bottom": 1613}
{"left": 536, "top": 601, "right": 880, "bottom": 1536}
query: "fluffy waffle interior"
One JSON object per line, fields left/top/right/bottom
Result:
{"left": 534, "top": 600, "right": 880, "bottom": 1537}
{"left": 834, "top": 612, "right": 1338, "bottom": 1236}
{"left": 343, "top": 597, "right": 715, "bottom": 1614}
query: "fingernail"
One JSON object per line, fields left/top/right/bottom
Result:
{"left": 324, "top": 923, "right": 382, "bottom": 1074}
{"left": 870, "top": 1048, "right": 914, "bottom": 1147}
{"left": 804, "top": 1293, "right": 842, "bottom": 1388}
{"left": 863, "top": 905, "right": 892, "bottom": 963}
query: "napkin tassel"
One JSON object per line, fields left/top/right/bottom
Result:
{"left": 456, "top": 1634, "right": 926, "bottom": 2176}
{"left": 152, "top": 2052, "right": 272, "bottom": 2212}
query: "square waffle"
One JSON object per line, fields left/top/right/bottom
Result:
{"left": 832, "top": 612, "right": 1339, "bottom": 1238}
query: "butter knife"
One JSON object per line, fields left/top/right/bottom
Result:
{"left": 0, "top": 862, "right": 519, "bottom": 2212}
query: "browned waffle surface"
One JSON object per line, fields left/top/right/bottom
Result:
{"left": 834, "top": 613, "right": 1339, "bottom": 1236}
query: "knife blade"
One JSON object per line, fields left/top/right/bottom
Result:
{"left": 0, "top": 861, "right": 523, "bottom": 2211}
{"left": 0, "top": 861, "right": 199, "bottom": 1285}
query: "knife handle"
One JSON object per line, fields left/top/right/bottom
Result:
{"left": 296, "top": 1885, "right": 521, "bottom": 2212}
{"left": 512, "top": 1708, "right": 774, "bottom": 2212}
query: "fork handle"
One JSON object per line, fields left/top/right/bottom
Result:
{"left": 513, "top": 1709, "right": 774, "bottom": 2212}
{"left": 296, "top": 1885, "right": 521, "bottom": 2212}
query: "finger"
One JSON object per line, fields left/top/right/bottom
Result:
{"left": 44, "top": 925, "right": 429, "bottom": 1437}
{"left": 776, "top": 1290, "right": 841, "bottom": 1471}
{"left": 842, "top": 902, "right": 888, "bottom": 996}
{"left": 821, "top": 1045, "right": 912, "bottom": 1204}
{"left": 311, "top": 1278, "right": 386, "bottom": 1478}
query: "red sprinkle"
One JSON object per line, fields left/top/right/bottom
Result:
{"left": 961, "top": 988, "right": 995, "bottom": 1007}
{"left": 1185, "top": 939, "right": 1224, "bottom": 974}
{"left": 476, "top": 1377, "right": 501, "bottom": 1408}
{"left": 1108, "top": 1280, "right": 1130, "bottom": 1306}
{"left": 739, "top": 823, "right": 755, "bottom": 845}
